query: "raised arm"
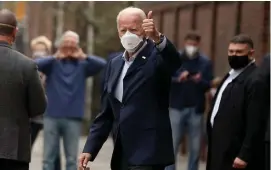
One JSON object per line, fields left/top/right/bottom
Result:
{"left": 156, "top": 37, "right": 184, "bottom": 74}
{"left": 84, "top": 56, "right": 107, "bottom": 77}
{"left": 34, "top": 56, "right": 55, "bottom": 75}
{"left": 142, "top": 11, "right": 185, "bottom": 75}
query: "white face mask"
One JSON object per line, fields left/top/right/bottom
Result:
{"left": 120, "top": 31, "right": 143, "bottom": 53}
{"left": 33, "top": 51, "right": 47, "bottom": 59}
{"left": 185, "top": 45, "right": 198, "bottom": 58}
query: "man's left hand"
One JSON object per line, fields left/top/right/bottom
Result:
{"left": 191, "top": 73, "right": 202, "bottom": 82}
{"left": 232, "top": 157, "right": 247, "bottom": 169}
{"left": 72, "top": 48, "right": 87, "bottom": 60}
{"left": 142, "top": 11, "right": 160, "bottom": 43}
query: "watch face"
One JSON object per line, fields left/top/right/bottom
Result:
{"left": 156, "top": 35, "right": 164, "bottom": 44}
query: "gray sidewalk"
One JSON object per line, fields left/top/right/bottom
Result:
{"left": 30, "top": 132, "right": 206, "bottom": 170}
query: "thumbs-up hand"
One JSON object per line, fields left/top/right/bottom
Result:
{"left": 142, "top": 11, "right": 160, "bottom": 43}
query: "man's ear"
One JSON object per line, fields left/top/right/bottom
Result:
{"left": 250, "top": 49, "right": 255, "bottom": 55}
{"left": 249, "top": 49, "right": 255, "bottom": 60}
{"left": 12, "top": 27, "right": 18, "bottom": 37}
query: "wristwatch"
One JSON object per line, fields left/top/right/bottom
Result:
{"left": 154, "top": 33, "right": 164, "bottom": 45}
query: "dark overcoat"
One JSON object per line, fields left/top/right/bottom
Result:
{"left": 206, "top": 63, "right": 268, "bottom": 170}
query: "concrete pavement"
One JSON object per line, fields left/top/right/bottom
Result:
{"left": 30, "top": 131, "right": 206, "bottom": 170}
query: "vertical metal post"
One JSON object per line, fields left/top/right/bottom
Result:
{"left": 84, "top": 1, "right": 95, "bottom": 121}
{"left": 23, "top": 2, "right": 30, "bottom": 56}
{"left": 55, "top": 1, "right": 64, "bottom": 43}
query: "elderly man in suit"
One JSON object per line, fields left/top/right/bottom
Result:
{"left": 100, "top": 52, "right": 123, "bottom": 96}
{"left": 0, "top": 9, "right": 46, "bottom": 170}
{"left": 206, "top": 34, "right": 268, "bottom": 170}
{"left": 79, "top": 7, "right": 184, "bottom": 170}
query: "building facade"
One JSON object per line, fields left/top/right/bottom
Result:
{"left": 137, "top": 1, "right": 270, "bottom": 76}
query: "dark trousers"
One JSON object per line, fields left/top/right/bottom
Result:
{"left": 121, "top": 156, "right": 165, "bottom": 170}
{"left": 0, "top": 159, "right": 29, "bottom": 170}
{"left": 265, "top": 142, "right": 270, "bottom": 170}
{"left": 117, "top": 135, "right": 165, "bottom": 170}
{"left": 30, "top": 122, "right": 62, "bottom": 170}
{"left": 127, "top": 165, "right": 165, "bottom": 170}
{"left": 30, "top": 122, "right": 43, "bottom": 146}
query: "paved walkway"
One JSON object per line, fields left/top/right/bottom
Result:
{"left": 30, "top": 132, "right": 206, "bottom": 170}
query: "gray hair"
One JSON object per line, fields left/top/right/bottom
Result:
{"left": 116, "top": 7, "right": 146, "bottom": 26}
{"left": 55, "top": 30, "right": 80, "bottom": 47}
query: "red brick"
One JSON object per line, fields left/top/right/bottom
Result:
{"left": 152, "top": 13, "right": 161, "bottom": 31}
{"left": 214, "top": 2, "right": 238, "bottom": 76}
{"left": 177, "top": 8, "right": 193, "bottom": 49}
{"left": 241, "top": 2, "right": 265, "bottom": 61}
{"left": 195, "top": 4, "right": 213, "bottom": 59}
{"left": 162, "top": 11, "right": 175, "bottom": 42}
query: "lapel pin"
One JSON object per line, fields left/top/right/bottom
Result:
{"left": 142, "top": 56, "right": 146, "bottom": 59}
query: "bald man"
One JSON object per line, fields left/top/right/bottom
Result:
{"left": 0, "top": 9, "right": 46, "bottom": 170}
{"left": 79, "top": 7, "right": 185, "bottom": 170}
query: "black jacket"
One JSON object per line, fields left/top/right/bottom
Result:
{"left": 255, "top": 55, "right": 270, "bottom": 142}
{"left": 207, "top": 63, "right": 267, "bottom": 170}
{"left": 83, "top": 39, "right": 183, "bottom": 169}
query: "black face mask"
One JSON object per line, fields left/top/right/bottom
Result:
{"left": 228, "top": 55, "right": 251, "bottom": 69}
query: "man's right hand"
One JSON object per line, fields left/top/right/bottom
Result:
{"left": 178, "top": 71, "right": 189, "bottom": 82}
{"left": 54, "top": 51, "right": 66, "bottom": 59}
{"left": 78, "top": 153, "right": 91, "bottom": 169}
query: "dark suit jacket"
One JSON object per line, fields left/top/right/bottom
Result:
{"left": 100, "top": 52, "right": 122, "bottom": 95}
{"left": 206, "top": 63, "right": 268, "bottom": 170}
{"left": 83, "top": 39, "right": 183, "bottom": 169}
{"left": 0, "top": 42, "right": 46, "bottom": 162}
{"left": 256, "top": 55, "right": 270, "bottom": 142}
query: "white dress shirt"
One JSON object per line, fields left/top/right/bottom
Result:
{"left": 114, "top": 38, "right": 167, "bottom": 102}
{"left": 210, "top": 61, "right": 255, "bottom": 126}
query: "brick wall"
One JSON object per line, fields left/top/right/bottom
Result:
{"left": 138, "top": 1, "right": 270, "bottom": 76}
{"left": 27, "top": 2, "right": 55, "bottom": 54}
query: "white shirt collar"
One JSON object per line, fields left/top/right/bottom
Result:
{"left": 122, "top": 41, "right": 147, "bottom": 62}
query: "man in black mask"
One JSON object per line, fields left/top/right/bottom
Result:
{"left": 206, "top": 34, "right": 268, "bottom": 170}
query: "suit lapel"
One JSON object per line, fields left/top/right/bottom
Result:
{"left": 219, "top": 63, "right": 256, "bottom": 105}
{"left": 122, "top": 41, "right": 154, "bottom": 104}
{"left": 207, "top": 73, "right": 229, "bottom": 123}
{"left": 107, "top": 55, "right": 124, "bottom": 95}
{"left": 232, "top": 63, "right": 256, "bottom": 84}
{"left": 124, "top": 40, "right": 154, "bottom": 79}
{"left": 208, "top": 63, "right": 256, "bottom": 125}
{"left": 211, "top": 73, "right": 229, "bottom": 108}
